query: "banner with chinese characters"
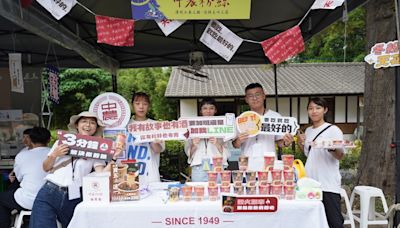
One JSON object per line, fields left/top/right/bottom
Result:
{"left": 57, "top": 130, "right": 115, "bottom": 161}
{"left": 180, "top": 113, "right": 236, "bottom": 141}
{"left": 200, "top": 20, "right": 243, "bottom": 62}
{"left": 131, "top": 0, "right": 250, "bottom": 20}
{"left": 36, "top": 0, "right": 77, "bottom": 20}
{"left": 46, "top": 65, "right": 60, "bottom": 104}
{"left": 9, "top": 53, "right": 24, "bottom": 93}
{"left": 236, "top": 111, "right": 299, "bottom": 136}
{"left": 221, "top": 195, "right": 278, "bottom": 213}
{"left": 364, "top": 40, "right": 399, "bottom": 69}
{"left": 127, "top": 120, "right": 189, "bottom": 144}
{"left": 89, "top": 92, "right": 131, "bottom": 129}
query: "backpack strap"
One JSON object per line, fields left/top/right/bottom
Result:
{"left": 308, "top": 125, "right": 333, "bottom": 152}
{"left": 48, "top": 158, "right": 72, "bottom": 174}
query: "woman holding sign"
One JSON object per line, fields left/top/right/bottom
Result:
{"left": 297, "top": 97, "right": 344, "bottom": 228}
{"left": 29, "top": 111, "right": 124, "bottom": 228}
{"left": 184, "top": 98, "right": 230, "bottom": 182}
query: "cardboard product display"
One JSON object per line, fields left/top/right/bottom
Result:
{"left": 111, "top": 160, "right": 140, "bottom": 201}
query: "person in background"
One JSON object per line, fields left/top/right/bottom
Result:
{"left": 232, "top": 83, "right": 293, "bottom": 171}
{"left": 127, "top": 92, "right": 165, "bottom": 185}
{"left": 29, "top": 111, "right": 124, "bottom": 228}
{"left": 184, "top": 98, "right": 230, "bottom": 181}
{"left": 0, "top": 127, "right": 50, "bottom": 228}
{"left": 297, "top": 97, "right": 344, "bottom": 228}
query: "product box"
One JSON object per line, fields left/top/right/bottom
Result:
{"left": 111, "top": 160, "right": 140, "bottom": 201}
{"left": 82, "top": 172, "right": 111, "bottom": 204}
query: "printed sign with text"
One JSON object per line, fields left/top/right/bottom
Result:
{"left": 222, "top": 195, "right": 278, "bottom": 213}
{"left": 127, "top": 120, "right": 188, "bottom": 144}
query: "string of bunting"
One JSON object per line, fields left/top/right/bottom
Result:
{"left": 32, "top": 0, "right": 345, "bottom": 65}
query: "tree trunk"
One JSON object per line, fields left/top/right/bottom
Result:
{"left": 356, "top": 0, "right": 396, "bottom": 196}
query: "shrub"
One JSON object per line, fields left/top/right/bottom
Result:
{"left": 159, "top": 140, "right": 188, "bottom": 181}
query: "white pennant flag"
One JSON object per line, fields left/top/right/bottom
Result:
{"left": 36, "top": 0, "right": 77, "bottom": 20}
{"left": 9, "top": 53, "right": 24, "bottom": 93}
{"left": 200, "top": 20, "right": 243, "bottom": 62}
{"left": 156, "top": 19, "right": 186, "bottom": 36}
{"left": 311, "top": 0, "right": 345, "bottom": 10}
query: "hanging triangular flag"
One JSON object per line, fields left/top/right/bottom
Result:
{"left": 95, "top": 15, "right": 135, "bottom": 47}
{"left": 20, "top": 0, "right": 32, "bottom": 8}
{"left": 156, "top": 19, "right": 186, "bottom": 36}
{"left": 311, "top": 0, "right": 345, "bottom": 10}
{"left": 200, "top": 20, "right": 243, "bottom": 62}
{"left": 36, "top": 0, "right": 77, "bottom": 20}
{"left": 261, "top": 25, "right": 305, "bottom": 64}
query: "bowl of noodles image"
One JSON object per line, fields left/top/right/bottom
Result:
{"left": 117, "top": 181, "right": 139, "bottom": 194}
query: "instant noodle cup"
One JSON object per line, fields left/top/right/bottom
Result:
{"left": 212, "top": 156, "right": 223, "bottom": 172}
{"left": 232, "top": 171, "right": 244, "bottom": 187}
{"left": 245, "top": 171, "right": 257, "bottom": 187}
{"left": 284, "top": 182, "right": 296, "bottom": 200}
{"left": 117, "top": 164, "right": 128, "bottom": 183}
{"left": 233, "top": 186, "right": 244, "bottom": 195}
{"left": 271, "top": 169, "right": 282, "bottom": 182}
{"left": 220, "top": 171, "right": 231, "bottom": 187}
{"left": 220, "top": 185, "right": 231, "bottom": 193}
{"left": 270, "top": 182, "right": 282, "bottom": 197}
{"left": 208, "top": 186, "right": 219, "bottom": 201}
{"left": 169, "top": 187, "right": 180, "bottom": 202}
{"left": 207, "top": 171, "right": 218, "bottom": 187}
{"left": 116, "top": 134, "right": 126, "bottom": 149}
{"left": 257, "top": 171, "right": 269, "bottom": 186}
{"left": 264, "top": 155, "right": 275, "bottom": 171}
{"left": 246, "top": 186, "right": 256, "bottom": 195}
{"left": 238, "top": 156, "right": 249, "bottom": 171}
{"left": 283, "top": 170, "right": 294, "bottom": 182}
{"left": 258, "top": 184, "right": 270, "bottom": 195}
{"left": 181, "top": 185, "right": 193, "bottom": 202}
{"left": 194, "top": 185, "right": 205, "bottom": 201}
{"left": 282, "top": 154, "right": 294, "bottom": 171}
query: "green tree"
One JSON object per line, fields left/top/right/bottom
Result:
{"left": 296, "top": 7, "right": 366, "bottom": 62}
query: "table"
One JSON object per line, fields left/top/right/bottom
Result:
{"left": 68, "top": 188, "right": 329, "bottom": 228}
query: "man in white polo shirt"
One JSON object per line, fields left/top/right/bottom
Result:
{"left": 0, "top": 127, "right": 50, "bottom": 228}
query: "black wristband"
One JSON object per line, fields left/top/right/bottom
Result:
{"left": 111, "top": 158, "right": 117, "bottom": 162}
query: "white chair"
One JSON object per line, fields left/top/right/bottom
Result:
{"left": 349, "top": 186, "right": 389, "bottom": 228}
{"left": 340, "top": 188, "right": 355, "bottom": 228}
{"left": 13, "top": 210, "right": 62, "bottom": 228}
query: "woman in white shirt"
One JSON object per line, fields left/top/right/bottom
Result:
{"left": 29, "top": 111, "right": 123, "bottom": 228}
{"left": 185, "top": 98, "right": 230, "bottom": 182}
{"left": 297, "top": 97, "right": 344, "bottom": 228}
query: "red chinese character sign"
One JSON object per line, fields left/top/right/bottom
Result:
{"left": 57, "top": 131, "right": 115, "bottom": 161}
{"left": 89, "top": 92, "right": 131, "bottom": 129}
{"left": 364, "top": 41, "right": 400, "bottom": 69}
{"left": 95, "top": 15, "right": 135, "bottom": 47}
{"left": 127, "top": 120, "right": 189, "bottom": 144}
{"left": 222, "top": 195, "right": 278, "bottom": 213}
{"left": 180, "top": 113, "right": 236, "bottom": 141}
{"left": 46, "top": 65, "right": 60, "bottom": 104}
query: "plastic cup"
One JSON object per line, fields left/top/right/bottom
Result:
{"left": 220, "top": 171, "right": 231, "bottom": 187}
{"left": 264, "top": 155, "right": 275, "bottom": 171}
{"left": 270, "top": 182, "right": 282, "bottom": 197}
{"left": 257, "top": 171, "right": 269, "bottom": 186}
{"left": 208, "top": 186, "right": 219, "bottom": 201}
{"left": 271, "top": 169, "right": 282, "bottom": 182}
{"left": 169, "top": 187, "right": 180, "bottom": 202}
{"left": 117, "top": 164, "right": 128, "bottom": 183}
{"left": 207, "top": 171, "right": 218, "bottom": 187}
{"left": 234, "top": 186, "right": 244, "bottom": 195}
{"left": 212, "top": 156, "right": 223, "bottom": 172}
{"left": 282, "top": 154, "right": 294, "bottom": 171}
{"left": 284, "top": 183, "right": 296, "bottom": 200}
{"left": 194, "top": 185, "right": 205, "bottom": 201}
{"left": 238, "top": 156, "right": 249, "bottom": 171}
{"left": 245, "top": 171, "right": 256, "bottom": 187}
{"left": 232, "top": 171, "right": 244, "bottom": 187}
{"left": 220, "top": 185, "right": 231, "bottom": 193}
{"left": 258, "top": 184, "right": 270, "bottom": 195}
{"left": 181, "top": 185, "right": 193, "bottom": 202}
{"left": 283, "top": 170, "right": 294, "bottom": 182}
{"left": 246, "top": 186, "right": 256, "bottom": 195}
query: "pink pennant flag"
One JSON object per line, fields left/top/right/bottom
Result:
{"left": 261, "top": 25, "right": 305, "bottom": 64}
{"left": 311, "top": 0, "right": 345, "bottom": 10}
{"left": 95, "top": 15, "right": 135, "bottom": 47}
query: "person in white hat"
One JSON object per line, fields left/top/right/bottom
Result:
{"left": 29, "top": 111, "right": 124, "bottom": 228}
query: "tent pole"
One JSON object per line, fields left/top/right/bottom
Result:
{"left": 274, "top": 64, "right": 279, "bottom": 112}
{"left": 395, "top": 0, "right": 400, "bottom": 226}
{"left": 112, "top": 74, "right": 117, "bottom": 93}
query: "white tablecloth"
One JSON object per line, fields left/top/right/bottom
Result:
{"left": 68, "top": 190, "right": 329, "bottom": 228}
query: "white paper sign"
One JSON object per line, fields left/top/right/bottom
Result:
{"left": 0, "top": 110, "right": 23, "bottom": 122}
{"left": 156, "top": 19, "right": 186, "bottom": 36}
{"left": 364, "top": 40, "right": 400, "bottom": 69}
{"left": 36, "top": 0, "right": 77, "bottom": 20}
{"left": 260, "top": 116, "right": 299, "bottom": 136}
{"left": 311, "top": 0, "right": 345, "bottom": 10}
{"left": 127, "top": 120, "right": 188, "bottom": 144}
{"left": 200, "top": 20, "right": 243, "bottom": 62}
{"left": 180, "top": 113, "right": 236, "bottom": 141}
{"left": 89, "top": 92, "right": 131, "bottom": 129}
{"left": 82, "top": 172, "right": 110, "bottom": 204}
{"left": 9, "top": 53, "right": 24, "bottom": 93}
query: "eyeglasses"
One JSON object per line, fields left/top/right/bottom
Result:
{"left": 246, "top": 93, "right": 264, "bottom": 100}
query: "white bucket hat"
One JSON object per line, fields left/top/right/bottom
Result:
{"left": 67, "top": 111, "right": 105, "bottom": 136}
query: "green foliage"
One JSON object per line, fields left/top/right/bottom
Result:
{"left": 117, "top": 67, "right": 177, "bottom": 120}
{"left": 159, "top": 140, "right": 188, "bottom": 181}
{"left": 340, "top": 139, "right": 362, "bottom": 170}
{"left": 50, "top": 69, "right": 112, "bottom": 129}
{"left": 295, "top": 7, "right": 366, "bottom": 62}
